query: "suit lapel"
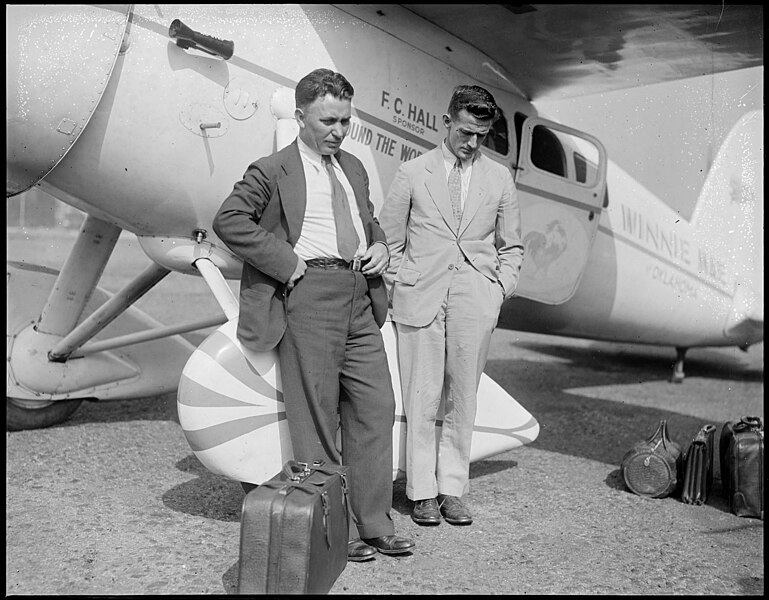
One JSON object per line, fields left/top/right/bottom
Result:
{"left": 458, "top": 155, "right": 488, "bottom": 236}
{"left": 336, "top": 150, "right": 364, "bottom": 209}
{"left": 337, "top": 149, "right": 374, "bottom": 243}
{"left": 423, "top": 148, "right": 457, "bottom": 231}
{"left": 277, "top": 142, "right": 307, "bottom": 245}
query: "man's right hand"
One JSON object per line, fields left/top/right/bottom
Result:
{"left": 287, "top": 256, "right": 307, "bottom": 291}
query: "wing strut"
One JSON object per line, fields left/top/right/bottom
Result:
{"left": 193, "top": 257, "right": 240, "bottom": 320}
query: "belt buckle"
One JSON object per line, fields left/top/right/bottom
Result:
{"left": 351, "top": 257, "right": 362, "bottom": 271}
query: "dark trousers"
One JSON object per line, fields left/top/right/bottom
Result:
{"left": 277, "top": 268, "right": 396, "bottom": 539}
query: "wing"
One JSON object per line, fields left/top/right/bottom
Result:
{"left": 402, "top": 4, "right": 763, "bottom": 101}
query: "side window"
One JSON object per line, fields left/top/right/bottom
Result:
{"left": 513, "top": 112, "right": 527, "bottom": 167}
{"left": 514, "top": 113, "right": 526, "bottom": 152}
{"left": 573, "top": 152, "right": 587, "bottom": 183}
{"left": 530, "top": 125, "right": 566, "bottom": 177}
{"left": 515, "top": 114, "right": 602, "bottom": 187}
{"left": 482, "top": 107, "right": 510, "bottom": 156}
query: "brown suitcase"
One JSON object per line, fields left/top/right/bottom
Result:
{"left": 719, "top": 416, "right": 764, "bottom": 519}
{"left": 237, "top": 460, "right": 349, "bottom": 594}
{"left": 681, "top": 424, "right": 716, "bottom": 505}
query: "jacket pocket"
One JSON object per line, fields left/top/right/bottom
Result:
{"left": 394, "top": 266, "right": 420, "bottom": 286}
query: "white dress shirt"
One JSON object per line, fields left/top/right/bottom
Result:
{"left": 294, "top": 137, "right": 366, "bottom": 261}
{"left": 440, "top": 141, "right": 475, "bottom": 209}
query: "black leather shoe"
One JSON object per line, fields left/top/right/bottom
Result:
{"left": 437, "top": 494, "right": 473, "bottom": 525}
{"left": 347, "top": 539, "right": 377, "bottom": 562}
{"left": 411, "top": 498, "right": 441, "bottom": 525}
{"left": 361, "top": 534, "right": 415, "bottom": 555}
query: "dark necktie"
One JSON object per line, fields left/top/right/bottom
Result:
{"left": 448, "top": 158, "right": 463, "bottom": 227}
{"left": 322, "top": 155, "right": 359, "bottom": 262}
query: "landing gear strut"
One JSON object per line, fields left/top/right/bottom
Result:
{"left": 670, "top": 346, "right": 687, "bottom": 383}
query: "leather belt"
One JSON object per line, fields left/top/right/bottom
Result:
{"left": 305, "top": 257, "right": 363, "bottom": 271}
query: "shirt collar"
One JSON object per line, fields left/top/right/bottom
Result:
{"left": 441, "top": 140, "right": 477, "bottom": 170}
{"left": 297, "top": 136, "right": 337, "bottom": 168}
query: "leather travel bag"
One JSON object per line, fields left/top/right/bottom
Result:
{"left": 719, "top": 416, "right": 764, "bottom": 519}
{"left": 237, "top": 460, "right": 349, "bottom": 594}
{"left": 680, "top": 424, "right": 716, "bottom": 505}
{"left": 621, "top": 419, "right": 682, "bottom": 498}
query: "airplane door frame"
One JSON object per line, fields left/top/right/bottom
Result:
{"left": 512, "top": 116, "right": 608, "bottom": 305}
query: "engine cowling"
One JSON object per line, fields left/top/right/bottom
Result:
{"left": 6, "top": 5, "right": 131, "bottom": 196}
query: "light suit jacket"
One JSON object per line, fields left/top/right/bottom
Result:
{"left": 213, "top": 140, "right": 389, "bottom": 352}
{"left": 379, "top": 146, "right": 524, "bottom": 328}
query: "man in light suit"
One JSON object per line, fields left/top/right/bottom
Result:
{"left": 213, "top": 68, "right": 414, "bottom": 561}
{"left": 379, "top": 85, "right": 524, "bottom": 526}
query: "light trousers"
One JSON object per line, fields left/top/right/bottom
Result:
{"left": 395, "top": 260, "right": 502, "bottom": 500}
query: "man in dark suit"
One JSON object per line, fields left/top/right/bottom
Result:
{"left": 213, "top": 68, "right": 414, "bottom": 561}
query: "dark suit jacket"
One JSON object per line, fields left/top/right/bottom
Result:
{"left": 213, "top": 140, "right": 389, "bottom": 352}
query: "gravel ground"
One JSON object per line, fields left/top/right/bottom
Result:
{"left": 6, "top": 330, "right": 763, "bottom": 595}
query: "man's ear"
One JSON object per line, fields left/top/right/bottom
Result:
{"left": 442, "top": 114, "right": 452, "bottom": 130}
{"left": 294, "top": 108, "right": 305, "bottom": 128}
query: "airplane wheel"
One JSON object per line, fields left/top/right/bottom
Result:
{"left": 6, "top": 397, "right": 83, "bottom": 431}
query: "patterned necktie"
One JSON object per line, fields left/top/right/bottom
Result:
{"left": 448, "top": 158, "right": 463, "bottom": 227}
{"left": 322, "top": 155, "right": 360, "bottom": 262}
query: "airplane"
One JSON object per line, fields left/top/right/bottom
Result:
{"left": 6, "top": 5, "right": 763, "bottom": 482}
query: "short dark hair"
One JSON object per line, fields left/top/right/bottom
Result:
{"left": 447, "top": 85, "right": 498, "bottom": 121}
{"left": 295, "top": 68, "right": 354, "bottom": 109}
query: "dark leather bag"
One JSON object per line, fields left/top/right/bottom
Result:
{"left": 681, "top": 424, "right": 716, "bottom": 505}
{"left": 719, "top": 416, "right": 764, "bottom": 519}
{"left": 621, "top": 420, "right": 682, "bottom": 498}
{"left": 237, "top": 460, "right": 349, "bottom": 594}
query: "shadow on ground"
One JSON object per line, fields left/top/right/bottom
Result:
{"left": 162, "top": 454, "right": 243, "bottom": 523}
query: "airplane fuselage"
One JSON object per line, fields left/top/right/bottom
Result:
{"left": 9, "top": 4, "right": 763, "bottom": 352}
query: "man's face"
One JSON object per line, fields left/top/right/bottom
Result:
{"left": 443, "top": 109, "right": 492, "bottom": 161}
{"left": 295, "top": 94, "right": 351, "bottom": 155}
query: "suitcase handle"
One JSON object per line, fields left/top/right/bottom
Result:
{"left": 695, "top": 424, "right": 717, "bottom": 441}
{"left": 283, "top": 460, "right": 312, "bottom": 481}
{"left": 735, "top": 416, "right": 763, "bottom": 433}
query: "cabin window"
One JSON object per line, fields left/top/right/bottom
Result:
{"left": 512, "top": 112, "right": 527, "bottom": 171}
{"left": 573, "top": 152, "right": 587, "bottom": 183}
{"left": 530, "top": 125, "right": 566, "bottom": 177}
{"left": 514, "top": 114, "right": 601, "bottom": 187}
{"left": 482, "top": 107, "right": 510, "bottom": 156}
